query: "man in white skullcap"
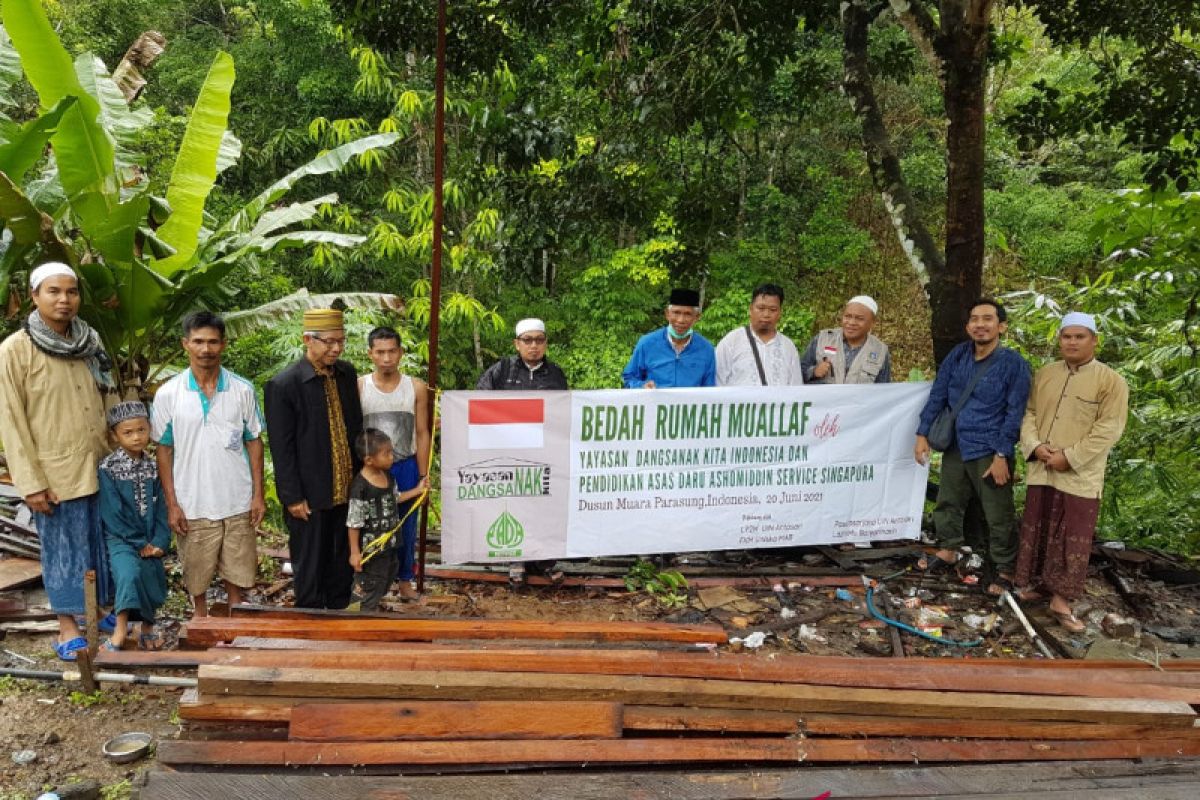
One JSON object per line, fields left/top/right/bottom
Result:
{"left": 475, "top": 318, "right": 568, "bottom": 586}
{"left": 800, "top": 295, "right": 892, "bottom": 384}
{"left": 476, "top": 318, "right": 568, "bottom": 390}
{"left": 1013, "top": 312, "right": 1128, "bottom": 632}
{"left": 0, "top": 262, "right": 116, "bottom": 660}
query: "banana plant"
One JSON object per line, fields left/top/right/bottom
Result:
{"left": 0, "top": 0, "right": 398, "bottom": 391}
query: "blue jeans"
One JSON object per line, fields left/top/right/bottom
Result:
{"left": 389, "top": 456, "right": 421, "bottom": 581}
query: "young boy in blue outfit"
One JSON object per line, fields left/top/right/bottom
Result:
{"left": 98, "top": 401, "right": 171, "bottom": 650}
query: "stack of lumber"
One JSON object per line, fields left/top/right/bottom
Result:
{"left": 137, "top": 613, "right": 1200, "bottom": 771}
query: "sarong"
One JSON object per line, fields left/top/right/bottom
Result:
{"left": 34, "top": 494, "right": 114, "bottom": 614}
{"left": 1015, "top": 485, "right": 1100, "bottom": 600}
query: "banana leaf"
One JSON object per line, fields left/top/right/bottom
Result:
{"left": 1, "top": 0, "right": 117, "bottom": 202}
{"left": 153, "top": 51, "right": 235, "bottom": 276}
{"left": 0, "top": 96, "right": 76, "bottom": 182}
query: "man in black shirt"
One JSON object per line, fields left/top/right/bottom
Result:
{"left": 476, "top": 318, "right": 568, "bottom": 390}
{"left": 475, "top": 318, "right": 567, "bottom": 584}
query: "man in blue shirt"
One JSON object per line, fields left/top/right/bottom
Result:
{"left": 914, "top": 298, "right": 1031, "bottom": 596}
{"left": 622, "top": 289, "right": 717, "bottom": 388}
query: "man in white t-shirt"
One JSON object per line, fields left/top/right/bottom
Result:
{"left": 152, "top": 311, "right": 265, "bottom": 617}
{"left": 715, "top": 283, "right": 804, "bottom": 386}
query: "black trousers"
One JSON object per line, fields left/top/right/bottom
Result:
{"left": 286, "top": 504, "right": 353, "bottom": 609}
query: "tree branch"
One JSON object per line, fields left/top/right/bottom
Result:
{"left": 840, "top": 0, "right": 945, "bottom": 291}
{"left": 887, "top": 0, "right": 943, "bottom": 84}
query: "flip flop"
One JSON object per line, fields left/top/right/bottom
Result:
{"left": 986, "top": 575, "right": 1015, "bottom": 597}
{"left": 138, "top": 631, "right": 162, "bottom": 651}
{"left": 55, "top": 636, "right": 87, "bottom": 662}
{"left": 99, "top": 638, "right": 122, "bottom": 652}
{"left": 75, "top": 612, "right": 121, "bottom": 634}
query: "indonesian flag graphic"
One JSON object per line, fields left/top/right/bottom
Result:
{"left": 468, "top": 398, "right": 545, "bottom": 449}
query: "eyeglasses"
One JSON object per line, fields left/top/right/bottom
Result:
{"left": 311, "top": 335, "right": 347, "bottom": 347}
{"left": 516, "top": 336, "right": 547, "bottom": 345}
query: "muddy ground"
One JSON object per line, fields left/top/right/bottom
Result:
{"left": 1, "top": 541, "right": 1198, "bottom": 799}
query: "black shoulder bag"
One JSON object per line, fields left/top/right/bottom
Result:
{"left": 927, "top": 355, "right": 997, "bottom": 452}
{"left": 744, "top": 326, "right": 768, "bottom": 386}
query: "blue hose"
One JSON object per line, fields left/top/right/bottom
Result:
{"left": 865, "top": 586, "right": 982, "bottom": 648}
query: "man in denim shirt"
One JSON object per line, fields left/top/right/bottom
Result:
{"left": 914, "top": 299, "right": 1031, "bottom": 595}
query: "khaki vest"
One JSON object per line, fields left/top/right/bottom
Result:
{"left": 814, "top": 329, "right": 888, "bottom": 384}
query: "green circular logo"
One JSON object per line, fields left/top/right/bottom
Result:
{"left": 486, "top": 510, "right": 525, "bottom": 548}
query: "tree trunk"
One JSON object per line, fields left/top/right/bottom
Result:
{"left": 936, "top": 0, "right": 991, "bottom": 362}
{"left": 841, "top": 0, "right": 993, "bottom": 364}
{"left": 841, "top": 2, "right": 945, "bottom": 297}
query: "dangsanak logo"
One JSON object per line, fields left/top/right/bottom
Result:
{"left": 486, "top": 509, "right": 525, "bottom": 557}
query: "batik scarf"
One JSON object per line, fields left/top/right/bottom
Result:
{"left": 24, "top": 310, "right": 116, "bottom": 391}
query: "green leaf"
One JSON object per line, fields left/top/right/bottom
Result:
{"left": 0, "top": 96, "right": 75, "bottom": 182}
{"left": 256, "top": 230, "right": 364, "bottom": 251}
{"left": 216, "top": 130, "right": 242, "bottom": 175}
{"left": 75, "top": 55, "right": 152, "bottom": 142}
{"left": 248, "top": 193, "right": 338, "bottom": 239}
{"left": 219, "top": 132, "right": 400, "bottom": 235}
{"left": 223, "top": 289, "right": 404, "bottom": 338}
{"left": 1, "top": 0, "right": 116, "bottom": 201}
{"left": 0, "top": 169, "right": 54, "bottom": 244}
{"left": 86, "top": 192, "right": 150, "bottom": 266}
{"left": 0, "top": 24, "right": 22, "bottom": 96}
{"left": 153, "top": 51, "right": 236, "bottom": 276}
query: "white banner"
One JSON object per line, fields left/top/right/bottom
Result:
{"left": 440, "top": 384, "right": 931, "bottom": 564}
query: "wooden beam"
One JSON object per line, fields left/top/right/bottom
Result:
{"left": 799, "top": 714, "right": 1200, "bottom": 740}
{"left": 197, "top": 666, "right": 1199, "bottom": 726}
{"left": 622, "top": 706, "right": 799, "bottom": 734}
{"left": 132, "top": 761, "right": 1200, "bottom": 800}
{"left": 180, "top": 617, "right": 729, "bottom": 647}
{"left": 119, "top": 646, "right": 1200, "bottom": 701}
{"left": 155, "top": 736, "right": 1200, "bottom": 768}
{"left": 289, "top": 701, "right": 622, "bottom": 741}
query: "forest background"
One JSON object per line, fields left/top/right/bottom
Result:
{"left": 0, "top": 0, "right": 1197, "bottom": 554}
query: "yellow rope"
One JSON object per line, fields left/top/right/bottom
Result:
{"left": 360, "top": 389, "right": 440, "bottom": 564}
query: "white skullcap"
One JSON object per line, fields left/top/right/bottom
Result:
{"left": 847, "top": 295, "right": 878, "bottom": 316}
{"left": 29, "top": 262, "right": 77, "bottom": 291}
{"left": 1059, "top": 311, "right": 1097, "bottom": 333}
{"left": 514, "top": 318, "right": 545, "bottom": 337}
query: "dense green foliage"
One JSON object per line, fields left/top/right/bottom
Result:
{"left": 1, "top": 0, "right": 1197, "bottom": 552}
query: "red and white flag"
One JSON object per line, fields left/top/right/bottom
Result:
{"left": 468, "top": 398, "right": 544, "bottom": 449}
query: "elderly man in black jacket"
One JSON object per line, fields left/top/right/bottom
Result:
{"left": 264, "top": 309, "right": 363, "bottom": 609}
{"left": 476, "top": 318, "right": 568, "bottom": 390}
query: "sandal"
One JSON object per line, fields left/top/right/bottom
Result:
{"left": 1052, "top": 609, "right": 1087, "bottom": 633}
{"left": 99, "top": 638, "right": 122, "bottom": 652}
{"left": 1015, "top": 587, "right": 1046, "bottom": 603}
{"left": 76, "top": 612, "right": 121, "bottom": 634}
{"left": 138, "top": 631, "right": 162, "bottom": 651}
{"left": 986, "top": 575, "right": 1015, "bottom": 597}
{"left": 916, "top": 551, "right": 960, "bottom": 576}
{"left": 55, "top": 636, "right": 88, "bottom": 662}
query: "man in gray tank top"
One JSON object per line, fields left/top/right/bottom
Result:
{"left": 359, "top": 327, "right": 431, "bottom": 601}
{"left": 801, "top": 295, "right": 892, "bottom": 384}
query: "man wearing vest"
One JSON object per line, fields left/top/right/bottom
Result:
{"left": 359, "top": 327, "right": 431, "bottom": 601}
{"left": 914, "top": 298, "right": 1031, "bottom": 596}
{"left": 801, "top": 295, "right": 891, "bottom": 384}
{"left": 623, "top": 288, "right": 717, "bottom": 388}
{"left": 715, "top": 283, "right": 804, "bottom": 386}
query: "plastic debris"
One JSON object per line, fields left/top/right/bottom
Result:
{"left": 834, "top": 588, "right": 855, "bottom": 602}
{"left": 11, "top": 750, "right": 37, "bottom": 765}
{"left": 729, "top": 631, "right": 767, "bottom": 649}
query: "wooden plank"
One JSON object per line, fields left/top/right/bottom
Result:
{"left": 0, "top": 557, "right": 41, "bottom": 591}
{"left": 230, "top": 604, "right": 428, "bottom": 620}
{"left": 799, "top": 714, "right": 1200, "bottom": 740}
{"left": 181, "top": 617, "right": 729, "bottom": 646}
{"left": 289, "top": 701, "right": 622, "bottom": 741}
{"left": 424, "top": 567, "right": 863, "bottom": 588}
{"left": 154, "top": 736, "right": 1200, "bottom": 768}
{"left": 132, "top": 646, "right": 1200, "bottom": 700}
{"left": 622, "top": 705, "right": 799, "bottom": 734}
{"left": 197, "top": 665, "right": 1199, "bottom": 726}
{"left": 132, "top": 761, "right": 1200, "bottom": 800}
